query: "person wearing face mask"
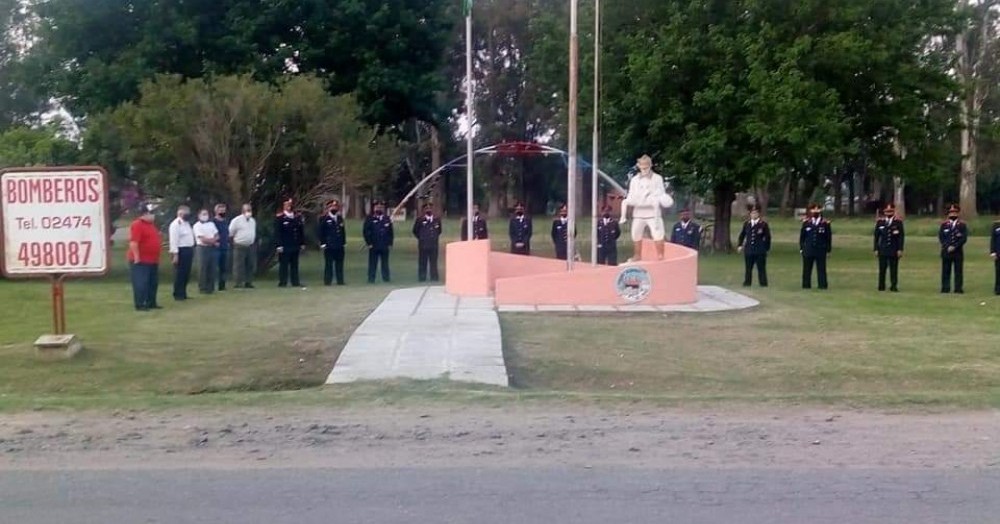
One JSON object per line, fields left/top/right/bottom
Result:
{"left": 551, "top": 204, "right": 572, "bottom": 260}
{"left": 168, "top": 204, "right": 195, "bottom": 301}
{"left": 799, "top": 203, "right": 832, "bottom": 290}
{"left": 228, "top": 203, "right": 257, "bottom": 289}
{"left": 460, "top": 204, "right": 489, "bottom": 241}
{"left": 508, "top": 202, "right": 533, "bottom": 255}
{"left": 596, "top": 204, "right": 621, "bottom": 266}
{"left": 274, "top": 197, "right": 306, "bottom": 288}
{"left": 737, "top": 205, "right": 771, "bottom": 287}
{"left": 192, "top": 208, "right": 220, "bottom": 294}
{"left": 127, "top": 202, "right": 162, "bottom": 311}
{"left": 938, "top": 204, "right": 968, "bottom": 294}
{"left": 412, "top": 203, "right": 443, "bottom": 282}
{"left": 213, "top": 203, "right": 231, "bottom": 291}
{"left": 990, "top": 217, "right": 1000, "bottom": 295}
{"left": 318, "top": 199, "right": 347, "bottom": 286}
{"left": 670, "top": 208, "right": 701, "bottom": 250}
{"left": 363, "top": 200, "right": 394, "bottom": 283}
{"left": 873, "top": 203, "right": 905, "bottom": 292}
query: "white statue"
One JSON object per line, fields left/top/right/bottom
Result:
{"left": 619, "top": 155, "right": 674, "bottom": 261}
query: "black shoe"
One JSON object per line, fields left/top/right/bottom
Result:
{"left": 954, "top": 290, "right": 964, "bottom": 294}
{"left": 324, "top": 282, "right": 332, "bottom": 286}
{"left": 278, "top": 283, "right": 287, "bottom": 288}
{"left": 368, "top": 279, "right": 376, "bottom": 284}
{"left": 135, "top": 306, "right": 149, "bottom": 311}
{"left": 760, "top": 283, "right": 768, "bottom": 287}
{"left": 941, "top": 289, "right": 950, "bottom": 294}
{"left": 234, "top": 284, "right": 244, "bottom": 289}
{"left": 149, "top": 305, "right": 163, "bottom": 309}
{"left": 742, "top": 282, "right": 751, "bottom": 287}
{"left": 174, "top": 296, "right": 188, "bottom": 301}
{"left": 890, "top": 288, "right": 899, "bottom": 293}
{"left": 337, "top": 282, "right": 345, "bottom": 286}
{"left": 878, "top": 287, "right": 885, "bottom": 292}
{"left": 218, "top": 283, "right": 226, "bottom": 291}
{"left": 244, "top": 283, "right": 254, "bottom": 289}
{"left": 292, "top": 282, "right": 304, "bottom": 287}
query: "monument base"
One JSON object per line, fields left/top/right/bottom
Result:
{"left": 34, "top": 334, "right": 82, "bottom": 360}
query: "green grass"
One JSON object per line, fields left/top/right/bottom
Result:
{"left": 1, "top": 216, "right": 999, "bottom": 411}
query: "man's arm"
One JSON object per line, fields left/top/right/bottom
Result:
{"left": 898, "top": 221, "right": 905, "bottom": 253}
{"left": 958, "top": 223, "right": 969, "bottom": 247}
{"left": 168, "top": 221, "right": 179, "bottom": 254}
{"left": 799, "top": 222, "right": 806, "bottom": 251}
{"left": 872, "top": 223, "right": 879, "bottom": 252}
{"left": 738, "top": 223, "right": 747, "bottom": 247}
{"left": 387, "top": 222, "right": 395, "bottom": 247}
{"left": 412, "top": 219, "right": 420, "bottom": 239}
{"left": 826, "top": 222, "right": 833, "bottom": 253}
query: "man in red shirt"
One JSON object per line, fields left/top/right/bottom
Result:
{"left": 128, "top": 202, "right": 163, "bottom": 311}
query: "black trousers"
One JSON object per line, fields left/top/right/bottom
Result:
{"left": 511, "top": 242, "right": 530, "bottom": 256}
{"left": 995, "top": 260, "right": 1000, "bottom": 294}
{"left": 368, "top": 248, "right": 390, "bottom": 282}
{"left": 743, "top": 254, "right": 768, "bottom": 286}
{"left": 597, "top": 247, "right": 618, "bottom": 266}
{"left": 417, "top": 246, "right": 439, "bottom": 282}
{"left": 941, "top": 255, "right": 964, "bottom": 292}
{"left": 555, "top": 244, "right": 568, "bottom": 260}
{"left": 173, "top": 246, "right": 194, "bottom": 299}
{"left": 323, "top": 248, "right": 345, "bottom": 285}
{"left": 130, "top": 262, "right": 159, "bottom": 309}
{"left": 802, "top": 254, "right": 828, "bottom": 289}
{"left": 216, "top": 248, "right": 228, "bottom": 288}
{"left": 878, "top": 256, "right": 899, "bottom": 291}
{"left": 278, "top": 250, "right": 301, "bottom": 287}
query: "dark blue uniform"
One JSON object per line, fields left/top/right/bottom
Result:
{"left": 213, "top": 216, "right": 230, "bottom": 290}
{"left": 873, "top": 217, "right": 905, "bottom": 291}
{"left": 318, "top": 212, "right": 346, "bottom": 285}
{"left": 509, "top": 215, "right": 533, "bottom": 255}
{"left": 670, "top": 220, "right": 701, "bottom": 250}
{"left": 800, "top": 216, "right": 832, "bottom": 289}
{"left": 551, "top": 217, "right": 570, "bottom": 260}
{"left": 991, "top": 221, "right": 1000, "bottom": 295}
{"left": 596, "top": 217, "right": 621, "bottom": 266}
{"left": 363, "top": 214, "right": 394, "bottom": 283}
{"left": 738, "top": 219, "right": 771, "bottom": 287}
{"left": 939, "top": 219, "right": 968, "bottom": 293}
{"left": 412, "top": 214, "right": 442, "bottom": 282}
{"left": 460, "top": 215, "right": 489, "bottom": 241}
{"left": 274, "top": 212, "right": 305, "bottom": 287}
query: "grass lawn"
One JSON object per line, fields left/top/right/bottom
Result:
{"left": 0, "top": 214, "right": 998, "bottom": 410}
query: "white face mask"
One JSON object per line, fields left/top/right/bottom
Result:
{"left": 244, "top": 211, "right": 252, "bottom": 218}
{"left": 199, "top": 214, "right": 209, "bottom": 222}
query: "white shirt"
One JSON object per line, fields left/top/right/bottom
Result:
{"left": 624, "top": 171, "right": 673, "bottom": 218}
{"left": 192, "top": 221, "right": 219, "bottom": 246}
{"left": 168, "top": 218, "right": 195, "bottom": 253}
{"left": 228, "top": 214, "right": 257, "bottom": 246}
{"left": 750, "top": 220, "right": 758, "bottom": 228}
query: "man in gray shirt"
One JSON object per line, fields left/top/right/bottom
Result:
{"left": 228, "top": 203, "right": 258, "bottom": 289}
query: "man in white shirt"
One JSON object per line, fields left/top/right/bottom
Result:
{"left": 228, "top": 203, "right": 257, "bottom": 289}
{"left": 619, "top": 155, "right": 675, "bottom": 261}
{"left": 192, "top": 209, "right": 220, "bottom": 294}
{"left": 168, "top": 205, "right": 196, "bottom": 300}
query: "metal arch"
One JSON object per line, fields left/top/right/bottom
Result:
{"left": 391, "top": 143, "right": 627, "bottom": 216}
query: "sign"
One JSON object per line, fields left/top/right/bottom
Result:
{"left": 1, "top": 167, "right": 110, "bottom": 277}
{"left": 615, "top": 266, "right": 653, "bottom": 303}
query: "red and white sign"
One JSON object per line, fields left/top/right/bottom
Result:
{"left": 1, "top": 167, "right": 110, "bottom": 277}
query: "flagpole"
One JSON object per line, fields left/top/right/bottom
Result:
{"left": 567, "top": 0, "right": 579, "bottom": 270}
{"left": 590, "top": 0, "right": 600, "bottom": 265}
{"left": 465, "top": 4, "right": 475, "bottom": 242}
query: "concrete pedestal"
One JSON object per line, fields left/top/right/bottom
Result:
{"left": 34, "top": 334, "right": 82, "bottom": 360}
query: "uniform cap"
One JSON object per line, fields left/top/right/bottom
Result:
{"left": 808, "top": 202, "right": 822, "bottom": 210}
{"left": 747, "top": 205, "right": 760, "bottom": 212}
{"left": 680, "top": 208, "right": 691, "bottom": 213}
{"left": 883, "top": 203, "right": 895, "bottom": 212}
{"left": 947, "top": 204, "right": 960, "bottom": 213}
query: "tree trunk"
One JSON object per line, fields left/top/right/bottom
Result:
{"left": 779, "top": 175, "right": 793, "bottom": 216}
{"left": 893, "top": 176, "right": 906, "bottom": 217}
{"left": 754, "top": 183, "right": 770, "bottom": 213}
{"left": 959, "top": 117, "right": 979, "bottom": 217}
{"left": 847, "top": 169, "right": 856, "bottom": 217}
{"left": 430, "top": 126, "right": 444, "bottom": 215}
{"left": 712, "top": 183, "right": 735, "bottom": 252}
{"left": 832, "top": 168, "right": 843, "bottom": 216}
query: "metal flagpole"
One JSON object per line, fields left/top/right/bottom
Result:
{"left": 465, "top": 6, "right": 475, "bottom": 242}
{"left": 567, "top": 0, "right": 579, "bottom": 270}
{"left": 590, "top": 0, "right": 600, "bottom": 265}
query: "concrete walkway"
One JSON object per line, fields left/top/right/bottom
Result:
{"left": 326, "top": 287, "right": 508, "bottom": 387}
{"left": 496, "top": 285, "right": 759, "bottom": 313}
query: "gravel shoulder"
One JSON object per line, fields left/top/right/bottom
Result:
{"left": 2, "top": 405, "right": 997, "bottom": 471}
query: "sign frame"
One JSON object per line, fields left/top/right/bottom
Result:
{"left": 0, "top": 166, "right": 112, "bottom": 280}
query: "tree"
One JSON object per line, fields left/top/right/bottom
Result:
{"left": 0, "top": 125, "right": 80, "bottom": 167}
{"left": 0, "top": 0, "right": 41, "bottom": 129}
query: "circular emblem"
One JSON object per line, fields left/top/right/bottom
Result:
{"left": 615, "top": 266, "right": 653, "bottom": 303}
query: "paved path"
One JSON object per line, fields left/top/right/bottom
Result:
{"left": 497, "top": 285, "right": 759, "bottom": 313}
{"left": 326, "top": 287, "right": 507, "bottom": 387}
{"left": 5, "top": 468, "right": 997, "bottom": 524}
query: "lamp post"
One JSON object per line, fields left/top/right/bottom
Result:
{"left": 590, "top": 0, "right": 600, "bottom": 265}
{"left": 566, "top": 0, "right": 579, "bottom": 270}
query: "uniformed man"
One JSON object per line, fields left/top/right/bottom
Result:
{"left": 412, "top": 203, "right": 443, "bottom": 282}
{"left": 670, "top": 208, "right": 701, "bottom": 250}
{"left": 799, "top": 203, "right": 832, "bottom": 290}
{"left": 363, "top": 200, "right": 394, "bottom": 283}
{"left": 509, "top": 202, "right": 533, "bottom": 255}
{"left": 737, "top": 205, "right": 770, "bottom": 287}
{"left": 460, "top": 204, "right": 489, "bottom": 241}
{"left": 596, "top": 204, "right": 621, "bottom": 266}
{"left": 873, "top": 203, "right": 905, "bottom": 292}
{"left": 318, "top": 199, "right": 346, "bottom": 286}
{"left": 990, "top": 218, "right": 1000, "bottom": 295}
{"left": 551, "top": 204, "right": 570, "bottom": 260}
{"left": 939, "top": 204, "right": 968, "bottom": 294}
{"left": 213, "top": 203, "right": 230, "bottom": 291}
{"left": 274, "top": 197, "right": 305, "bottom": 288}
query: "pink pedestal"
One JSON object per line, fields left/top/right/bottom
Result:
{"left": 445, "top": 239, "right": 698, "bottom": 306}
